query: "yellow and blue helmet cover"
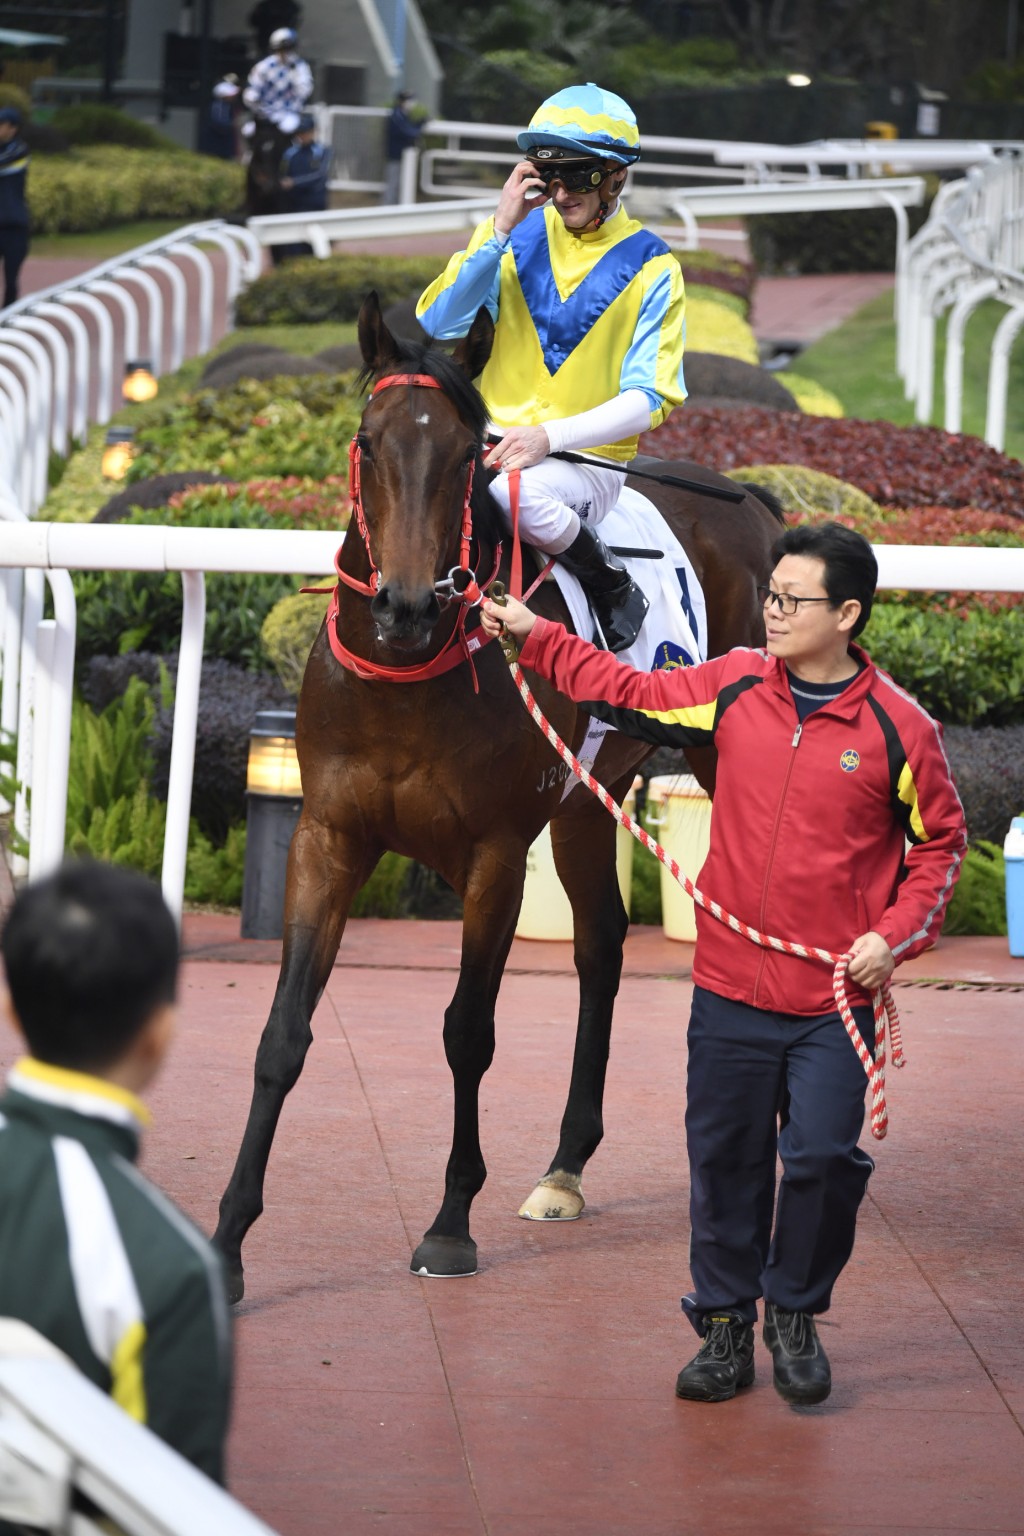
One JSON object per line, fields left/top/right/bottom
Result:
{"left": 517, "top": 82, "right": 641, "bottom": 165}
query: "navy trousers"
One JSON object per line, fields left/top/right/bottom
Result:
{"left": 685, "top": 984, "right": 875, "bottom": 1325}
{"left": 0, "top": 227, "right": 28, "bottom": 310}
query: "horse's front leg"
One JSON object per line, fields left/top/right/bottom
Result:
{"left": 410, "top": 843, "right": 525, "bottom": 1278}
{"left": 519, "top": 790, "right": 629, "bottom": 1221}
{"left": 214, "top": 812, "right": 377, "bottom": 1302}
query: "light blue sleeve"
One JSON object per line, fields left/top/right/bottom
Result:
{"left": 416, "top": 226, "right": 509, "bottom": 339}
{"left": 618, "top": 264, "right": 687, "bottom": 416}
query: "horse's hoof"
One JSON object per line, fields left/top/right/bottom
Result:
{"left": 410, "top": 1235, "right": 478, "bottom": 1277}
{"left": 518, "top": 1178, "right": 585, "bottom": 1221}
{"left": 225, "top": 1265, "right": 245, "bottom": 1306}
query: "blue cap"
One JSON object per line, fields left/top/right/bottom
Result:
{"left": 296, "top": 113, "right": 315, "bottom": 133}
{"left": 0, "top": 107, "right": 23, "bottom": 127}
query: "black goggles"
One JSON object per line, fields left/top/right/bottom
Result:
{"left": 528, "top": 160, "right": 608, "bottom": 193}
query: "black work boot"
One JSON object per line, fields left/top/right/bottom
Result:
{"left": 675, "top": 1313, "right": 755, "bottom": 1402}
{"left": 556, "top": 522, "right": 649, "bottom": 653}
{"left": 762, "top": 1302, "right": 832, "bottom": 1405}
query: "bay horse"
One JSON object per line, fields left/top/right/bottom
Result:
{"left": 213, "top": 292, "right": 784, "bottom": 1301}
{"left": 244, "top": 115, "right": 291, "bottom": 219}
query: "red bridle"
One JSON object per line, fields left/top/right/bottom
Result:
{"left": 325, "top": 372, "right": 500, "bottom": 689}
{"left": 335, "top": 374, "right": 481, "bottom": 603}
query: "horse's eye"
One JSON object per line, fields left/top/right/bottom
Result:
{"left": 357, "top": 433, "right": 373, "bottom": 459}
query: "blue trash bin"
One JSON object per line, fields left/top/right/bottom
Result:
{"left": 1004, "top": 816, "right": 1024, "bottom": 958}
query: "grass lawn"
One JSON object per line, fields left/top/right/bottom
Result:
{"left": 29, "top": 220, "right": 195, "bottom": 261}
{"left": 787, "top": 291, "right": 1024, "bottom": 463}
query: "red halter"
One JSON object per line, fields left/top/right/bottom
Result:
{"left": 326, "top": 372, "right": 499, "bottom": 689}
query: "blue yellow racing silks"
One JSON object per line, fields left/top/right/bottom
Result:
{"left": 416, "top": 202, "right": 686, "bottom": 462}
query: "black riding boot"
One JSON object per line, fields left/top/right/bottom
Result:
{"left": 557, "top": 523, "right": 649, "bottom": 653}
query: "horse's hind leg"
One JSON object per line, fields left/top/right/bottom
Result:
{"left": 213, "top": 813, "right": 375, "bottom": 1302}
{"left": 410, "top": 844, "right": 525, "bottom": 1279}
{"left": 519, "top": 787, "right": 629, "bottom": 1221}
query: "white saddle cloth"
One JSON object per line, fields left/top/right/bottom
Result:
{"left": 545, "top": 485, "right": 708, "bottom": 802}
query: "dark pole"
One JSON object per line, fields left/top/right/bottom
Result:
{"left": 197, "top": 0, "right": 215, "bottom": 151}
{"left": 102, "top": 0, "right": 118, "bottom": 102}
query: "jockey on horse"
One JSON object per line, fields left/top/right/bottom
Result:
{"left": 242, "top": 26, "right": 314, "bottom": 215}
{"left": 417, "top": 83, "right": 687, "bottom": 653}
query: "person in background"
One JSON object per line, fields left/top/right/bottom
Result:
{"left": 203, "top": 73, "right": 244, "bottom": 161}
{"left": 0, "top": 106, "right": 29, "bottom": 310}
{"left": 381, "top": 89, "right": 422, "bottom": 205}
{"left": 0, "top": 860, "right": 234, "bottom": 1482}
{"left": 243, "top": 25, "right": 313, "bottom": 136}
{"left": 274, "top": 112, "right": 332, "bottom": 263}
{"left": 480, "top": 521, "right": 966, "bottom": 1408}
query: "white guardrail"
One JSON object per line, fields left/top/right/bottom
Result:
{"left": 897, "top": 152, "right": 1024, "bottom": 446}
{"left": 0, "top": 220, "right": 262, "bottom": 881}
{"left": 0, "top": 1320, "right": 278, "bottom": 1535}
{"left": 4, "top": 524, "right": 1024, "bottom": 926}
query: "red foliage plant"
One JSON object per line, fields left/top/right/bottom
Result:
{"left": 643, "top": 407, "right": 1024, "bottom": 518}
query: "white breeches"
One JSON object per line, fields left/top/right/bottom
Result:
{"left": 488, "top": 458, "right": 622, "bottom": 554}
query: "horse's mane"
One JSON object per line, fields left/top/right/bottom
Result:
{"left": 359, "top": 336, "right": 505, "bottom": 548}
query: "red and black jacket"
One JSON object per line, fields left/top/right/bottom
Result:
{"left": 519, "top": 620, "right": 967, "bottom": 1016}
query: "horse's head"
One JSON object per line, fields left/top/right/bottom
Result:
{"left": 350, "top": 292, "right": 496, "bottom": 652}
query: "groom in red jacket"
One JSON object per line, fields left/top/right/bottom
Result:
{"left": 482, "top": 521, "right": 966, "bottom": 1407}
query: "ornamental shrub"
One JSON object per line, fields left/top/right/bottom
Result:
{"left": 644, "top": 407, "right": 1024, "bottom": 517}
{"left": 941, "top": 842, "right": 1007, "bottom": 937}
{"left": 130, "top": 374, "right": 361, "bottom": 482}
{"left": 234, "top": 254, "right": 444, "bottom": 327}
{"left": 48, "top": 105, "right": 184, "bottom": 152}
{"left": 771, "top": 372, "right": 844, "bottom": 418}
{"left": 672, "top": 249, "right": 756, "bottom": 310}
{"left": 944, "top": 725, "right": 1024, "bottom": 845}
{"left": 28, "top": 147, "right": 243, "bottom": 234}
{"left": 685, "top": 296, "right": 759, "bottom": 365}
{"left": 727, "top": 465, "right": 881, "bottom": 523}
{"left": 861, "top": 605, "right": 1024, "bottom": 726}
{"left": 262, "top": 592, "right": 327, "bottom": 695}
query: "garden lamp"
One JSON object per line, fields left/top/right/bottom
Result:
{"left": 123, "top": 359, "right": 159, "bottom": 403}
{"left": 101, "top": 427, "right": 135, "bottom": 480}
{"left": 242, "top": 710, "right": 303, "bottom": 939}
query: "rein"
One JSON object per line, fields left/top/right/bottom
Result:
{"left": 493, "top": 642, "right": 904, "bottom": 1141}
{"left": 322, "top": 375, "right": 540, "bottom": 691}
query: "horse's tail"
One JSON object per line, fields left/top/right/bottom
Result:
{"left": 740, "top": 481, "right": 786, "bottom": 527}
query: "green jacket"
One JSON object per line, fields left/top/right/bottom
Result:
{"left": 0, "top": 1058, "right": 233, "bottom": 1483}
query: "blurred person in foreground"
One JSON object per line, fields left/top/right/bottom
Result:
{"left": 0, "top": 106, "right": 29, "bottom": 309}
{"left": 481, "top": 521, "right": 966, "bottom": 1407}
{"left": 0, "top": 860, "right": 233, "bottom": 1481}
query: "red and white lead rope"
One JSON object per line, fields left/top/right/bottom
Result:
{"left": 506, "top": 659, "right": 905, "bottom": 1140}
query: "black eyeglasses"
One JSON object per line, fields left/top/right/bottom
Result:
{"left": 528, "top": 160, "right": 606, "bottom": 193}
{"left": 757, "top": 585, "right": 835, "bottom": 616}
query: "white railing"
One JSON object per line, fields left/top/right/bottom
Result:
{"left": 670, "top": 177, "right": 926, "bottom": 269}
{"left": 0, "top": 1320, "right": 278, "bottom": 1535}
{"left": 0, "top": 220, "right": 263, "bottom": 878}
{"left": 896, "top": 153, "right": 1024, "bottom": 446}
{"left": 247, "top": 196, "right": 496, "bottom": 256}
{"left": 3, "top": 524, "right": 1024, "bottom": 923}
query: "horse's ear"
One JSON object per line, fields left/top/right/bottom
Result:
{"left": 452, "top": 307, "right": 494, "bottom": 381}
{"left": 358, "top": 291, "right": 402, "bottom": 373}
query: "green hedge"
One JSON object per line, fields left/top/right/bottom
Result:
{"left": 236, "top": 254, "right": 446, "bottom": 327}
{"left": 29, "top": 146, "right": 243, "bottom": 234}
{"left": 747, "top": 177, "right": 939, "bottom": 274}
{"left": 48, "top": 105, "right": 186, "bottom": 152}
{"left": 861, "top": 604, "right": 1024, "bottom": 727}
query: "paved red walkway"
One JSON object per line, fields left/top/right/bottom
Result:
{"left": 8, "top": 899, "right": 1022, "bottom": 1536}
